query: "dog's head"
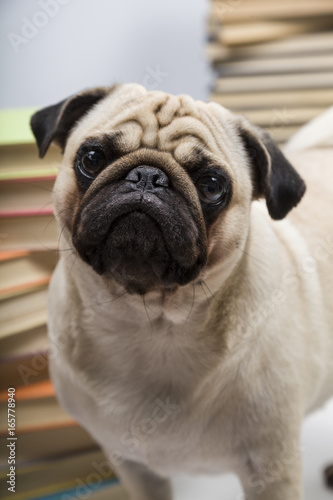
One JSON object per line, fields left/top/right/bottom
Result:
{"left": 31, "top": 84, "right": 305, "bottom": 294}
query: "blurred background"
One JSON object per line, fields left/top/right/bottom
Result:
{"left": 0, "top": 0, "right": 210, "bottom": 107}
{"left": 0, "top": 1, "right": 333, "bottom": 499}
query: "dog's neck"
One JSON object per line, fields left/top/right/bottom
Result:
{"left": 57, "top": 208, "right": 280, "bottom": 407}
{"left": 56, "top": 237, "right": 245, "bottom": 407}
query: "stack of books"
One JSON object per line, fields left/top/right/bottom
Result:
{"left": 207, "top": 0, "right": 333, "bottom": 143}
{"left": 0, "top": 108, "right": 120, "bottom": 499}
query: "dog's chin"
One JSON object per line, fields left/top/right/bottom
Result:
{"left": 103, "top": 211, "right": 177, "bottom": 294}
{"left": 74, "top": 211, "right": 204, "bottom": 295}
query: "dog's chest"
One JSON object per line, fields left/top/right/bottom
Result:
{"left": 54, "top": 308, "right": 235, "bottom": 475}
{"left": 90, "top": 386, "right": 235, "bottom": 476}
{"left": 54, "top": 362, "right": 234, "bottom": 476}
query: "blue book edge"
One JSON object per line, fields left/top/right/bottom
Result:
{"left": 30, "top": 477, "right": 120, "bottom": 500}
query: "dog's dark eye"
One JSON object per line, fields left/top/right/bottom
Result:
{"left": 196, "top": 175, "right": 227, "bottom": 204}
{"left": 79, "top": 149, "right": 107, "bottom": 178}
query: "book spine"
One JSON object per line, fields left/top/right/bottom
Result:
{"left": 0, "top": 175, "right": 57, "bottom": 183}
{"left": 0, "top": 208, "right": 54, "bottom": 218}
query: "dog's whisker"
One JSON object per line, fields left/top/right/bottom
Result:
{"left": 236, "top": 246, "right": 269, "bottom": 269}
{"left": 58, "top": 187, "right": 81, "bottom": 200}
{"left": 38, "top": 205, "right": 79, "bottom": 255}
{"left": 185, "top": 284, "right": 196, "bottom": 323}
{"left": 198, "top": 282, "right": 210, "bottom": 305}
{"left": 37, "top": 199, "right": 55, "bottom": 213}
{"left": 15, "top": 179, "right": 81, "bottom": 201}
{"left": 56, "top": 247, "right": 75, "bottom": 252}
{"left": 141, "top": 299, "right": 159, "bottom": 316}
{"left": 36, "top": 241, "right": 74, "bottom": 253}
{"left": 47, "top": 185, "right": 75, "bottom": 198}
{"left": 141, "top": 294, "right": 154, "bottom": 338}
{"left": 53, "top": 204, "right": 81, "bottom": 216}
{"left": 41, "top": 219, "right": 72, "bottom": 260}
{"left": 201, "top": 280, "right": 217, "bottom": 303}
{"left": 63, "top": 248, "right": 76, "bottom": 263}
{"left": 42, "top": 204, "right": 79, "bottom": 234}
{"left": 56, "top": 209, "right": 82, "bottom": 259}
{"left": 94, "top": 291, "right": 128, "bottom": 307}
{"left": 56, "top": 221, "right": 70, "bottom": 256}
{"left": 67, "top": 251, "right": 79, "bottom": 276}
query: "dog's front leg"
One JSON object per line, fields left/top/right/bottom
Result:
{"left": 240, "top": 452, "right": 303, "bottom": 500}
{"left": 110, "top": 457, "right": 173, "bottom": 500}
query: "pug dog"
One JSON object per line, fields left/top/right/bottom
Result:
{"left": 30, "top": 84, "right": 333, "bottom": 500}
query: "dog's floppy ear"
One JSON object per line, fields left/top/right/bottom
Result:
{"left": 30, "top": 86, "right": 114, "bottom": 158}
{"left": 237, "top": 117, "right": 306, "bottom": 220}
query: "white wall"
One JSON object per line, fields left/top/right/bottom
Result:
{"left": 0, "top": 0, "right": 212, "bottom": 108}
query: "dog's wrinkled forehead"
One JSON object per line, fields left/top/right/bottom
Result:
{"left": 66, "top": 84, "right": 236, "bottom": 167}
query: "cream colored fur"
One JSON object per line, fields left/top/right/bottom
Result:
{"left": 46, "top": 85, "right": 333, "bottom": 500}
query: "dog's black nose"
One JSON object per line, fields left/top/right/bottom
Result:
{"left": 125, "top": 166, "right": 169, "bottom": 192}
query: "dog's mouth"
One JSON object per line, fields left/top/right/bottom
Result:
{"left": 103, "top": 208, "right": 190, "bottom": 294}
{"left": 72, "top": 171, "right": 207, "bottom": 294}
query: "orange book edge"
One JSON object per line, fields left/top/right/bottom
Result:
{"left": 0, "top": 275, "right": 51, "bottom": 300}
{"left": 0, "top": 379, "right": 55, "bottom": 402}
{"left": 0, "top": 249, "right": 31, "bottom": 261}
